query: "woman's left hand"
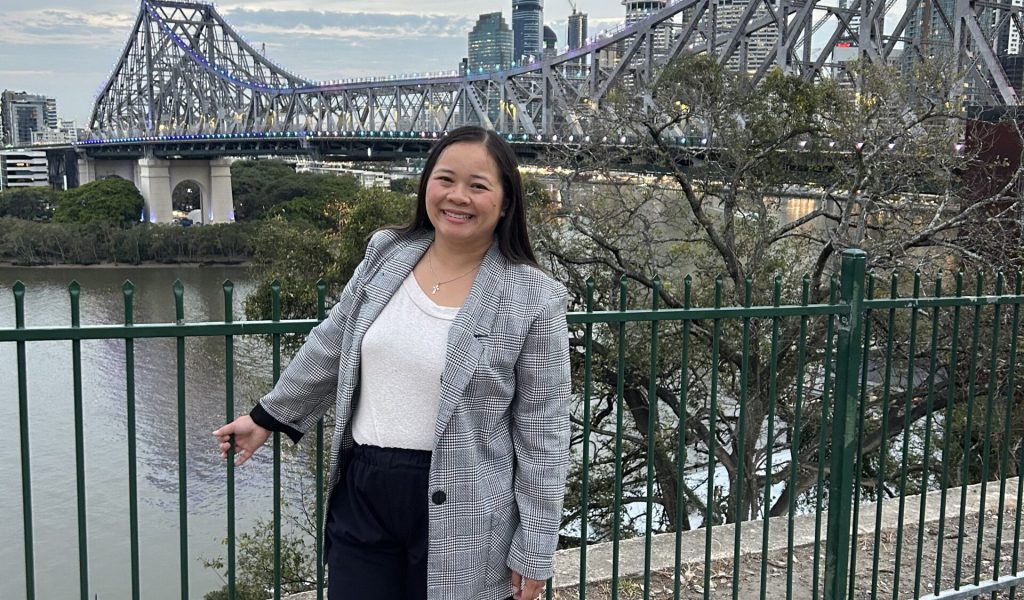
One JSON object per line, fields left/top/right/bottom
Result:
{"left": 511, "top": 571, "right": 545, "bottom": 600}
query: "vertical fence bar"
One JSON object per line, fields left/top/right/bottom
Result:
{"left": 14, "top": 281, "right": 35, "bottom": 600}
{"left": 123, "top": 281, "right": 141, "bottom": 600}
{"left": 823, "top": 248, "right": 866, "bottom": 600}
{"left": 703, "top": 278, "right": 723, "bottom": 600}
{"left": 732, "top": 277, "right": 753, "bottom": 600}
{"left": 892, "top": 272, "right": 922, "bottom": 600}
{"left": 580, "top": 278, "right": 595, "bottom": 600}
{"left": 870, "top": 274, "right": 899, "bottom": 600}
{"left": 223, "top": 281, "right": 236, "bottom": 600}
{"left": 316, "top": 279, "right": 327, "bottom": 600}
{"left": 1012, "top": 433, "right": 1024, "bottom": 600}
{"left": 913, "top": 275, "right": 942, "bottom": 600}
{"left": 759, "top": 276, "right": 782, "bottom": 600}
{"left": 847, "top": 274, "right": 875, "bottom": 600}
{"left": 812, "top": 276, "right": 839, "bottom": 600}
{"left": 956, "top": 273, "right": 986, "bottom": 590}
{"left": 786, "top": 275, "right": 811, "bottom": 600}
{"left": 975, "top": 273, "right": 1004, "bottom": 586}
{"left": 173, "top": 280, "right": 189, "bottom": 600}
{"left": 643, "top": 277, "right": 660, "bottom": 600}
{"left": 994, "top": 273, "right": 1022, "bottom": 590}
{"left": 611, "top": 276, "right": 627, "bottom": 600}
{"left": 673, "top": 276, "right": 691, "bottom": 600}
{"left": 69, "top": 282, "right": 89, "bottom": 600}
{"left": 271, "top": 280, "right": 282, "bottom": 600}
{"left": 935, "top": 273, "right": 964, "bottom": 595}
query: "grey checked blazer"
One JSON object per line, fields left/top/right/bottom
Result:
{"left": 251, "top": 228, "right": 571, "bottom": 600}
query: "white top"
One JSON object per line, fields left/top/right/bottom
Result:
{"left": 352, "top": 271, "right": 460, "bottom": 451}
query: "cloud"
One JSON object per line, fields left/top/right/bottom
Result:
{"left": 0, "top": 69, "right": 56, "bottom": 77}
{"left": 0, "top": 8, "right": 135, "bottom": 46}
{"left": 221, "top": 10, "right": 477, "bottom": 42}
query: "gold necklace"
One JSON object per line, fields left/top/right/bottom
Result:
{"left": 426, "top": 249, "right": 481, "bottom": 295}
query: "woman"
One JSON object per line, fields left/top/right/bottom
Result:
{"left": 214, "top": 126, "right": 571, "bottom": 600}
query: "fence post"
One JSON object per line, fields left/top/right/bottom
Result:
{"left": 823, "top": 248, "right": 867, "bottom": 600}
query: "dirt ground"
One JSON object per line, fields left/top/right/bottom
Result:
{"left": 552, "top": 508, "right": 1024, "bottom": 599}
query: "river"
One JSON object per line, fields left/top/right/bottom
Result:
{"left": 0, "top": 265, "right": 313, "bottom": 600}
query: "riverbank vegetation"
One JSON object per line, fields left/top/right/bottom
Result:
{"left": 0, "top": 160, "right": 418, "bottom": 268}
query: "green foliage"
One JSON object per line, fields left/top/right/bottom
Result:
{"left": 202, "top": 518, "right": 317, "bottom": 600}
{"left": 231, "top": 159, "right": 360, "bottom": 223}
{"left": 388, "top": 176, "right": 419, "bottom": 195}
{"left": 53, "top": 176, "right": 145, "bottom": 227}
{"left": 0, "top": 187, "right": 55, "bottom": 221}
{"left": 0, "top": 217, "right": 255, "bottom": 265}
{"left": 244, "top": 187, "right": 414, "bottom": 324}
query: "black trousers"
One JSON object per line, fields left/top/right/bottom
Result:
{"left": 326, "top": 443, "right": 432, "bottom": 600}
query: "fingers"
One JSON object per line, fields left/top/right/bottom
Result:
{"left": 511, "top": 572, "right": 544, "bottom": 600}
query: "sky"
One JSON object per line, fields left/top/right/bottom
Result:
{"left": 0, "top": 0, "right": 627, "bottom": 126}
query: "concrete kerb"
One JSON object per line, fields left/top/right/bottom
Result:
{"left": 281, "top": 478, "right": 1015, "bottom": 599}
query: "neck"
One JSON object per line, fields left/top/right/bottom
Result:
{"left": 429, "top": 235, "right": 491, "bottom": 270}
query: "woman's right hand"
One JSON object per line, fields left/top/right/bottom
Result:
{"left": 213, "top": 416, "right": 271, "bottom": 466}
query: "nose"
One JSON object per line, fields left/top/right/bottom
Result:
{"left": 447, "top": 184, "right": 470, "bottom": 204}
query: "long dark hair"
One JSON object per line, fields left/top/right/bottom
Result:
{"left": 396, "top": 126, "right": 538, "bottom": 266}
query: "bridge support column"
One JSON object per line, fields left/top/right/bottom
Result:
{"left": 77, "top": 157, "right": 96, "bottom": 185}
{"left": 138, "top": 158, "right": 173, "bottom": 223}
{"left": 209, "top": 158, "right": 235, "bottom": 222}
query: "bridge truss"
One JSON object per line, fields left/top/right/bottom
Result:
{"left": 90, "top": 0, "right": 1024, "bottom": 140}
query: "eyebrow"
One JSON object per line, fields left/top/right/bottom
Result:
{"left": 434, "top": 167, "right": 494, "bottom": 183}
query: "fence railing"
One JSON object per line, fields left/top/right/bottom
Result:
{"left": 3, "top": 249, "right": 1024, "bottom": 600}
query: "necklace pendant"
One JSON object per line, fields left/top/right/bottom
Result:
{"left": 431, "top": 283, "right": 440, "bottom": 295}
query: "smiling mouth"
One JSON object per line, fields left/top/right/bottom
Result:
{"left": 442, "top": 209, "right": 474, "bottom": 221}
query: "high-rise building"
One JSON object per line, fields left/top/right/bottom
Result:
{"left": 543, "top": 26, "right": 558, "bottom": 59}
{"left": 1, "top": 91, "right": 57, "bottom": 147}
{"left": 904, "top": 0, "right": 956, "bottom": 59}
{"left": 513, "top": 0, "right": 544, "bottom": 63}
{"left": 568, "top": 9, "right": 588, "bottom": 51}
{"left": 623, "top": 1, "right": 670, "bottom": 58}
{"left": 468, "top": 12, "right": 514, "bottom": 72}
{"left": 567, "top": 9, "right": 589, "bottom": 68}
{"left": 711, "top": 0, "right": 779, "bottom": 72}
{"left": 0, "top": 149, "right": 49, "bottom": 189}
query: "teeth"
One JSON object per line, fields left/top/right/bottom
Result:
{"left": 443, "top": 210, "right": 471, "bottom": 220}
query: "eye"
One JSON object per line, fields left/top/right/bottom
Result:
{"left": 472, "top": 183, "right": 489, "bottom": 190}
{"left": 434, "top": 175, "right": 453, "bottom": 183}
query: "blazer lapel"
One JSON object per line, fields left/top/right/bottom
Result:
{"left": 341, "top": 232, "right": 432, "bottom": 391}
{"left": 434, "top": 240, "right": 505, "bottom": 442}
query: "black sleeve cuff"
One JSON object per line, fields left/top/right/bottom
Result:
{"left": 250, "top": 403, "right": 303, "bottom": 444}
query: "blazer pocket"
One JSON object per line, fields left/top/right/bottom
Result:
{"left": 485, "top": 496, "right": 518, "bottom": 585}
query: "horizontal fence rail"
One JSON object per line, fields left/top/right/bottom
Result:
{"left": 3, "top": 249, "right": 1024, "bottom": 599}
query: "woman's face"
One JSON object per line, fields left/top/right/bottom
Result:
{"left": 424, "top": 141, "right": 505, "bottom": 249}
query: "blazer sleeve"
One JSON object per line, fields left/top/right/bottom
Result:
{"left": 249, "top": 257, "right": 366, "bottom": 443}
{"left": 506, "top": 285, "right": 572, "bottom": 581}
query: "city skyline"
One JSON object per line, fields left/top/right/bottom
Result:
{"left": 0, "top": 0, "right": 627, "bottom": 127}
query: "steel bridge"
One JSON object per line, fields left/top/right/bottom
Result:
{"left": 86, "top": 0, "right": 1024, "bottom": 148}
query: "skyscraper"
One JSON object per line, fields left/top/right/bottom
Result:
{"left": 468, "top": 12, "right": 514, "bottom": 72}
{"left": 513, "top": 0, "right": 544, "bottom": 63}
{"left": 543, "top": 26, "right": 558, "bottom": 59}
{"left": 1, "top": 91, "right": 57, "bottom": 147}
{"left": 623, "top": 0, "right": 670, "bottom": 56}
{"left": 568, "top": 9, "right": 588, "bottom": 51}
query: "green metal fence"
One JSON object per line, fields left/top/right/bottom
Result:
{"left": 3, "top": 249, "right": 1024, "bottom": 599}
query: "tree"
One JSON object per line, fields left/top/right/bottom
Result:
{"left": 231, "top": 159, "right": 361, "bottom": 222}
{"left": 531, "top": 54, "right": 1024, "bottom": 542}
{"left": 53, "top": 176, "right": 144, "bottom": 227}
{"left": 244, "top": 187, "right": 415, "bottom": 325}
{"left": 0, "top": 187, "right": 55, "bottom": 221}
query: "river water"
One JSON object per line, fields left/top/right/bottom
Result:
{"left": 0, "top": 265, "right": 312, "bottom": 600}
